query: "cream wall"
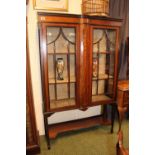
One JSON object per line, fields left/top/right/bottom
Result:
{"left": 27, "top": 0, "right": 102, "bottom": 135}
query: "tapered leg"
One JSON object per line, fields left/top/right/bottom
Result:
{"left": 47, "top": 139, "right": 51, "bottom": 150}
{"left": 44, "top": 115, "right": 51, "bottom": 149}
{"left": 118, "top": 107, "right": 127, "bottom": 132}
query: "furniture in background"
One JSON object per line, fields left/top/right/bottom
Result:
{"left": 117, "top": 80, "right": 129, "bottom": 131}
{"left": 26, "top": 18, "right": 40, "bottom": 155}
{"left": 116, "top": 130, "right": 129, "bottom": 155}
{"left": 38, "top": 13, "right": 122, "bottom": 149}
{"left": 126, "top": 37, "right": 129, "bottom": 79}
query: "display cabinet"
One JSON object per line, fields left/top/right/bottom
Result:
{"left": 38, "top": 13, "right": 122, "bottom": 149}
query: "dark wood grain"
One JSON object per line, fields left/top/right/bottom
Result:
{"left": 26, "top": 18, "right": 40, "bottom": 154}
{"left": 39, "top": 23, "right": 50, "bottom": 112}
{"left": 38, "top": 12, "right": 123, "bottom": 22}
{"left": 117, "top": 80, "right": 129, "bottom": 131}
{"left": 48, "top": 115, "right": 111, "bottom": 139}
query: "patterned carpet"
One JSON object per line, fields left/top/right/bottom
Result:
{"left": 38, "top": 119, "right": 129, "bottom": 155}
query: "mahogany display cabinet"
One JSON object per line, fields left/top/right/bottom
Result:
{"left": 38, "top": 12, "right": 122, "bottom": 149}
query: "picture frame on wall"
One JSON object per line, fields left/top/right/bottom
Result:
{"left": 33, "top": 0, "right": 68, "bottom": 11}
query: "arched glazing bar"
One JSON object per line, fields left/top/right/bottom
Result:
{"left": 47, "top": 26, "right": 76, "bottom": 102}
{"left": 47, "top": 27, "right": 75, "bottom": 45}
{"left": 93, "top": 30, "right": 105, "bottom": 45}
{"left": 93, "top": 29, "right": 115, "bottom": 52}
{"left": 92, "top": 29, "right": 115, "bottom": 96}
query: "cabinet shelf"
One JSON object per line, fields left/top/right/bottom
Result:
{"left": 49, "top": 76, "right": 76, "bottom": 84}
{"left": 93, "top": 51, "right": 114, "bottom": 54}
{"left": 92, "top": 95, "right": 111, "bottom": 102}
{"left": 48, "top": 115, "right": 111, "bottom": 139}
{"left": 48, "top": 52, "right": 75, "bottom": 55}
{"left": 50, "top": 98, "right": 75, "bottom": 109}
{"left": 92, "top": 74, "right": 113, "bottom": 80}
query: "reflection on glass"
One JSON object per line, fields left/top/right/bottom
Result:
{"left": 47, "top": 26, "right": 76, "bottom": 109}
{"left": 92, "top": 28, "right": 116, "bottom": 102}
{"left": 47, "top": 27, "right": 75, "bottom": 53}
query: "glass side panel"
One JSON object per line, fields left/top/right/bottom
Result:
{"left": 47, "top": 27, "right": 76, "bottom": 110}
{"left": 92, "top": 28, "right": 116, "bottom": 102}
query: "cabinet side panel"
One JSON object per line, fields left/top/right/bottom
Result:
{"left": 26, "top": 20, "right": 40, "bottom": 153}
{"left": 39, "top": 23, "right": 50, "bottom": 112}
{"left": 113, "top": 28, "right": 120, "bottom": 100}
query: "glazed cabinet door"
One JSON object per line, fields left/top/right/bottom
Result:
{"left": 40, "top": 23, "right": 80, "bottom": 112}
{"left": 89, "top": 26, "right": 119, "bottom": 105}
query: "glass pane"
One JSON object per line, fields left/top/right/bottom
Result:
{"left": 49, "top": 84, "right": 55, "bottom": 100}
{"left": 63, "top": 27, "right": 75, "bottom": 43}
{"left": 55, "top": 35, "right": 68, "bottom": 53}
{"left": 92, "top": 81, "right": 97, "bottom": 95}
{"left": 48, "top": 55, "right": 55, "bottom": 80}
{"left": 47, "top": 27, "right": 75, "bottom": 54}
{"left": 47, "top": 26, "right": 76, "bottom": 110}
{"left": 70, "top": 83, "right": 75, "bottom": 98}
{"left": 92, "top": 28, "right": 116, "bottom": 102}
{"left": 47, "top": 27, "right": 60, "bottom": 54}
{"left": 98, "top": 80, "right": 105, "bottom": 94}
{"left": 57, "top": 84, "right": 68, "bottom": 100}
{"left": 99, "top": 54, "right": 106, "bottom": 75}
{"left": 108, "top": 30, "right": 116, "bottom": 51}
{"left": 70, "top": 55, "right": 76, "bottom": 82}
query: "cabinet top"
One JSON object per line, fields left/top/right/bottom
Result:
{"left": 38, "top": 12, "right": 123, "bottom": 26}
